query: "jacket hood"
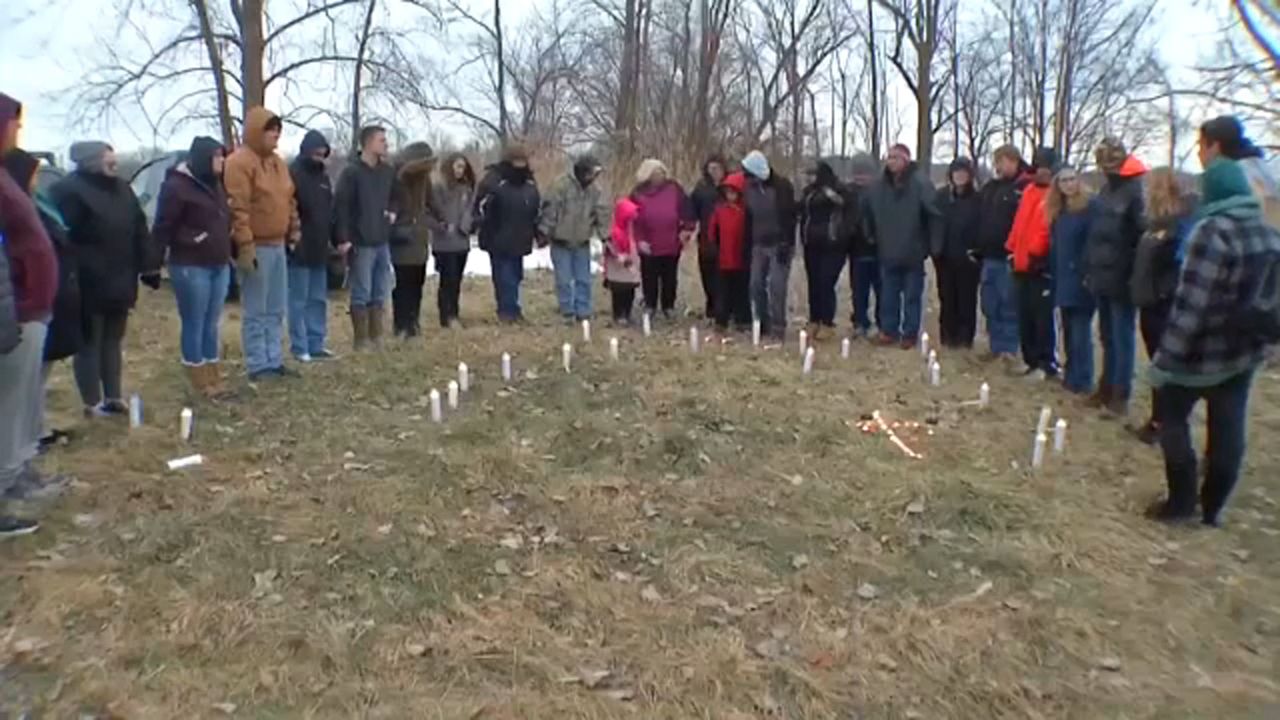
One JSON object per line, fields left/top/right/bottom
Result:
{"left": 501, "top": 143, "right": 530, "bottom": 164}
{"left": 397, "top": 141, "right": 436, "bottom": 179}
{"left": 243, "top": 107, "right": 282, "bottom": 156}
{"left": 2, "top": 148, "right": 38, "bottom": 191}
{"left": 299, "top": 129, "right": 330, "bottom": 159}
{"left": 720, "top": 171, "right": 746, "bottom": 194}
{"left": 614, "top": 196, "right": 641, "bottom": 226}
{"left": 187, "top": 135, "right": 224, "bottom": 187}
{"left": 1116, "top": 155, "right": 1147, "bottom": 178}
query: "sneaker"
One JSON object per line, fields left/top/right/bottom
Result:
{"left": 311, "top": 348, "right": 339, "bottom": 360}
{"left": 1023, "top": 369, "right": 1047, "bottom": 382}
{"left": 38, "top": 429, "right": 72, "bottom": 451}
{"left": 0, "top": 515, "right": 39, "bottom": 538}
{"left": 99, "top": 399, "right": 129, "bottom": 415}
{"left": 248, "top": 368, "right": 277, "bottom": 382}
{"left": 4, "top": 468, "right": 69, "bottom": 502}
{"left": 295, "top": 353, "right": 314, "bottom": 364}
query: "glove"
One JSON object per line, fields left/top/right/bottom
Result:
{"left": 140, "top": 273, "right": 161, "bottom": 290}
{"left": 236, "top": 243, "right": 258, "bottom": 274}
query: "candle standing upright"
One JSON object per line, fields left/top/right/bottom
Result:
{"left": 447, "top": 381, "right": 460, "bottom": 410}
{"left": 458, "top": 362, "right": 470, "bottom": 392}
{"left": 802, "top": 347, "right": 816, "bottom": 374}
{"left": 752, "top": 319, "right": 761, "bottom": 347}
{"left": 609, "top": 336, "right": 620, "bottom": 361}
{"left": 429, "top": 390, "right": 443, "bottom": 423}
{"left": 582, "top": 319, "right": 591, "bottom": 343}
{"left": 501, "top": 353, "right": 512, "bottom": 382}
{"left": 562, "top": 343, "right": 572, "bottom": 373}
{"left": 841, "top": 338, "right": 851, "bottom": 359}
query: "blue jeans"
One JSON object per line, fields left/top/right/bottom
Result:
{"left": 287, "top": 263, "right": 328, "bottom": 357}
{"left": 1097, "top": 296, "right": 1137, "bottom": 397}
{"left": 879, "top": 264, "right": 925, "bottom": 341}
{"left": 349, "top": 243, "right": 391, "bottom": 309}
{"left": 240, "top": 244, "right": 288, "bottom": 374}
{"left": 980, "top": 259, "right": 1019, "bottom": 355}
{"left": 849, "top": 256, "right": 880, "bottom": 332}
{"left": 550, "top": 243, "right": 593, "bottom": 318}
{"left": 1061, "top": 306, "right": 1096, "bottom": 393}
{"left": 170, "top": 263, "right": 230, "bottom": 365}
{"left": 1159, "top": 369, "right": 1255, "bottom": 523}
{"left": 489, "top": 252, "right": 524, "bottom": 319}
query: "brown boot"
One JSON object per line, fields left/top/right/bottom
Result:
{"left": 185, "top": 365, "right": 203, "bottom": 395}
{"left": 1106, "top": 391, "right": 1131, "bottom": 417}
{"left": 1085, "top": 383, "right": 1112, "bottom": 408}
{"left": 351, "top": 307, "right": 370, "bottom": 351}
{"left": 202, "top": 364, "right": 233, "bottom": 400}
{"left": 368, "top": 307, "right": 385, "bottom": 350}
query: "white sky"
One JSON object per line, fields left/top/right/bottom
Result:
{"left": 0, "top": 0, "right": 1227, "bottom": 165}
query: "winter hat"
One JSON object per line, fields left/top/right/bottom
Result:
{"left": 720, "top": 171, "right": 746, "bottom": 194}
{"left": 70, "top": 141, "right": 113, "bottom": 174}
{"left": 1200, "top": 116, "right": 1264, "bottom": 161}
{"left": 1032, "top": 147, "right": 1060, "bottom": 172}
{"left": 1095, "top": 137, "right": 1128, "bottom": 174}
{"left": 501, "top": 142, "right": 530, "bottom": 164}
{"left": 635, "top": 158, "right": 668, "bottom": 184}
{"left": 742, "top": 150, "right": 770, "bottom": 180}
{"left": 849, "top": 152, "right": 879, "bottom": 178}
{"left": 186, "top": 136, "right": 224, "bottom": 187}
{"left": 299, "top": 129, "right": 331, "bottom": 159}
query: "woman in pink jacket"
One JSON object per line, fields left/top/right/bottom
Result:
{"left": 630, "top": 159, "right": 694, "bottom": 320}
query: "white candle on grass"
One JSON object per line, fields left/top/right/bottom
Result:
{"left": 798, "top": 330, "right": 808, "bottom": 356}
{"left": 1054, "top": 419, "right": 1068, "bottom": 453}
{"left": 447, "top": 381, "right": 460, "bottom": 410}
{"left": 458, "top": 362, "right": 470, "bottom": 392}
{"left": 610, "top": 336, "right": 620, "bottom": 361}
{"left": 642, "top": 313, "right": 652, "bottom": 337}
{"left": 166, "top": 454, "right": 204, "bottom": 470}
{"left": 803, "top": 347, "right": 816, "bottom": 374}
{"left": 752, "top": 319, "right": 762, "bottom": 347}
{"left": 501, "top": 353, "right": 512, "bottom": 382}
{"left": 582, "top": 319, "right": 591, "bottom": 342}
{"left": 920, "top": 332, "right": 930, "bottom": 357}
{"left": 841, "top": 338, "right": 851, "bottom": 359}
{"left": 930, "top": 361, "right": 941, "bottom": 387}
{"left": 562, "top": 343, "right": 573, "bottom": 373}
{"left": 429, "top": 389, "right": 443, "bottom": 423}
{"left": 690, "top": 326, "right": 700, "bottom": 353}
{"left": 129, "top": 393, "right": 143, "bottom": 428}
{"left": 179, "top": 407, "right": 194, "bottom": 441}
{"left": 1032, "top": 432, "right": 1047, "bottom": 468}
{"left": 979, "top": 382, "right": 990, "bottom": 408}
{"left": 1037, "top": 406, "right": 1053, "bottom": 436}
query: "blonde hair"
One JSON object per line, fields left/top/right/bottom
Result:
{"left": 635, "top": 158, "right": 669, "bottom": 184}
{"left": 1146, "top": 167, "right": 1188, "bottom": 222}
{"left": 1045, "top": 171, "right": 1093, "bottom": 225}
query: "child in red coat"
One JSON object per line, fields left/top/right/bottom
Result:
{"left": 707, "top": 172, "right": 751, "bottom": 331}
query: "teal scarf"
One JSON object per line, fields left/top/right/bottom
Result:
{"left": 1199, "top": 157, "right": 1261, "bottom": 220}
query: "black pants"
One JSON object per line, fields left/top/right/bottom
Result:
{"left": 392, "top": 263, "right": 426, "bottom": 335}
{"left": 1015, "top": 270, "right": 1057, "bottom": 373}
{"left": 640, "top": 255, "right": 679, "bottom": 312}
{"left": 434, "top": 251, "right": 468, "bottom": 326}
{"left": 74, "top": 310, "right": 128, "bottom": 406}
{"left": 1160, "top": 369, "right": 1255, "bottom": 524}
{"left": 1140, "top": 300, "right": 1173, "bottom": 424}
{"left": 935, "top": 256, "right": 980, "bottom": 347}
{"left": 698, "top": 253, "right": 719, "bottom": 318}
{"left": 609, "top": 281, "right": 638, "bottom": 321}
{"left": 716, "top": 269, "right": 752, "bottom": 329}
{"left": 804, "top": 244, "right": 845, "bottom": 326}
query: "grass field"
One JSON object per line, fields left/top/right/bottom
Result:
{"left": 2, "top": 258, "right": 1278, "bottom": 719}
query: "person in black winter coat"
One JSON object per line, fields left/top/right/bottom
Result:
{"left": 800, "top": 161, "right": 847, "bottom": 338}
{"left": 474, "top": 143, "right": 540, "bottom": 323}
{"left": 843, "top": 153, "right": 880, "bottom": 337}
{"left": 935, "top": 157, "right": 982, "bottom": 348}
{"left": 50, "top": 141, "right": 160, "bottom": 417}
{"left": 288, "top": 130, "right": 341, "bottom": 361}
{"left": 690, "top": 154, "right": 727, "bottom": 318}
{"left": 974, "top": 145, "right": 1032, "bottom": 360}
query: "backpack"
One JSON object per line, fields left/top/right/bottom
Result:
{"left": 1238, "top": 229, "right": 1280, "bottom": 344}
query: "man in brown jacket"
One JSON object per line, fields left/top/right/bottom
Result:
{"left": 224, "top": 107, "right": 301, "bottom": 380}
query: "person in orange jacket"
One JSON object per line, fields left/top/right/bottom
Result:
{"left": 1006, "top": 147, "right": 1060, "bottom": 380}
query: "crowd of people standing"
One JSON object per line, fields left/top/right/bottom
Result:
{"left": 2, "top": 88, "right": 1279, "bottom": 536}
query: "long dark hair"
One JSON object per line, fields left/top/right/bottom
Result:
{"left": 1200, "top": 116, "right": 1264, "bottom": 161}
{"left": 442, "top": 152, "right": 476, "bottom": 189}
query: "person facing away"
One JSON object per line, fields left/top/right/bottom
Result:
{"left": 1006, "top": 147, "right": 1060, "bottom": 381}
{"left": 862, "top": 143, "right": 942, "bottom": 349}
{"left": 287, "top": 129, "right": 342, "bottom": 363}
{"left": 974, "top": 144, "right": 1031, "bottom": 362}
{"left": 1200, "top": 115, "right": 1279, "bottom": 230}
{"left": 50, "top": 140, "right": 161, "bottom": 414}
{"left": 708, "top": 171, "right": 751, "bottom": 332}
{"left": 935, "top": 157, "right": 982, "bottom": 349}
{"left": 1128, "top": 167, "right": 1198, "bottom": 446}
{"left": 691, "top": 154, "right": 728, "bottom": 319}
{"left": 630, "top": 158, "right": 694, "bottom": 320}
{"left": 799, "top": 160, "right": 847, "bottom": 339}
{"left": 223, "top": 106, "right": 301, "bottom": 381}
{"left": 0, "top": 92, "right": 62, "bottom": 533}
{"left": 843, "top": 153, "right": 880, "bottom": 338}
{"left": 1085, "top": 136, "right": 1148, "bottom": 416}
{"left": 604, "top": 196, "right": 642, "bottom": 325}
{"left": 336, "top": 125, "right": 397, "bottom": 350}
{"left": 389, "top": 141, "right": 436, "bottom": 339}
{"left": 473, "top": 143, "right": 540, "bottom": 324}
{"left": 1046, "top": 166, "right": 1098, "bottom": 396}
{"left": 1145, "top": 126, "right": 1280, "bottom": 528}
{"left": 540, "top": 154, "right": 609, "bottom": 323}
{"left": 152, "top": 136, "right": 234, "bottom": 400}
{"left": 428, "top": 153, "right": 476, "bottom": 329}
{"left": 741, "top": 150, "right": 797, "bottom": 342}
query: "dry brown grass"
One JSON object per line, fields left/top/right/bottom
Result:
{"left": 2, "top": 256, "right": 1279, "bottom": 719}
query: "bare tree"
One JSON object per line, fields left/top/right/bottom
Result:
{"left": 876, "top": 0, "right": 957, "bottom": 167}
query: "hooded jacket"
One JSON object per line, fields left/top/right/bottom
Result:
{"left": 631, "top": 178, "right": 693, "bottom": 257}
{"left": 1006, "top": 181, "right": 1052, "bottom": 273}
{"left": 390, "top": 142, "right": 437, "bottom": 266}
{"left": 474, "top": 160, "right": 540, "bottom": 256}
{"left": 0, "top": 95, "right": 58, "bottom": 333}
{"left": 153, "top": 137, "right": 232, "bottom": 268}
{"left": 708, "top": 172, "right": 748, "bottom": 272}
{"left": 975, "top": 163, "right": 1033, "bottom": 259}
{"left": 539, "top": 160, "right": 609, "bottom": 248}
{"left": 937, "top": 160, "right": 981, "bottom": 261}
{"left": 691, "top": 155, "right": 727, "bottom": 256}
{"left": 224, "top": 107, "right": 299, "bottom": 249}
{"left": 1051, "top": 198, "right": 1097, "bottom": 310}
{"left": 1085, "top": 155, "right": 1148, "bottom": 298}
{"left": 288, "top": 130, "right": 335, "bottom": 267}
{"left": 50, "top": 151, "right": 158, "bottom": 313}
{"left": 800, "top": 162, "right": 847, "bottom": 247}
{"left": 863, "top": 162, "right": 943, "bottom": 268}
{"left": 605, "top": 196, "right": 641, "bottom": 285}
{"left": 430, "top": 153, "right": 475, "bottom": 255}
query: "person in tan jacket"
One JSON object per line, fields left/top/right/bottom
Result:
{"left": 223, "top": 107, "right": 300, "bottom": 380}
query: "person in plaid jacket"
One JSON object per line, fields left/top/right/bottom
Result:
{"left": 1147, "top": 121, "right": 1280, "bottom": 527}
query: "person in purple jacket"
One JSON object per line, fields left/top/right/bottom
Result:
{"left": 152, "top": 136, "right": 233, "bottom": 399}
{"left": 630, "top": 159, "right": 694, "bottom": 320}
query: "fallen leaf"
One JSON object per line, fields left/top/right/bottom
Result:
{"left": 578, "top": 668, "right": 611, "bottom": 689}
{"left": 499, "top": 534, "right": 523, "bottom": 550}
{"left": 791, "top": 553, "right": 810, "bottom": 570}
{"left": 1146, "top": 556, "right": 1168, "bottom": 567}
{"left": 211, "top": 702, "right": 238, "bottom": 715}
{"left": 856, "top": 582, "right": 880, "bottom": 600}
{"left": 595, "top": 687, "right": 636, "bottom": 702}
{"left": 790, "top": 474, "right": 804, "bottom": 486}
{"left": 271, "top": 534, "right": 287, "bottom": 544}
{"left": 876, "top": 654, "right": 899, "bottom": 672}
{"left": 640, "top": 585, "right": 663, "bottom": 603}
{"left": 405, "top": 642, "right": 429, "bottom": 657}
{"left": 612, "top": 571, "right": 634, "bottom": 583}
{"left": 1002, "top": 598, "right": 1025, "bottom": 612}
{"left": 808, "top": 650, "right": 836, "bottom": 669}
{"left": 906, "top": 500, "right": 925, "bottom": 515}
{"left": 1098, "top": 657, "right": 1122, "bottom": 672}
{"left": 752, "top": 638, "right": 783, "bottom": 660}
{"left": 493, "top": 559, "right": 512, "bottom": 576}
{"left": 1231, "top": 549, "right": 1251, "bottom": 562}
{"left": 252, "top": 569, "right": 279, "bottom": 598}
{"left": 377, "top": 524, "right": 393, "bottom": 536}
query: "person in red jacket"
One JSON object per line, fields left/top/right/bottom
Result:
{"left": 708, "top": 172, "right": 751, "bottom": 332}
{"left": 1006, "top": 147, "right": 1059, "bottom": 380}
{"left": 0, "top": 92, "right": 60, "bottom": 536}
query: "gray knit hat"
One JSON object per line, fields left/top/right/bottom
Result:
{"left": 70, "top": 141, "right": 113, "bottom": 174}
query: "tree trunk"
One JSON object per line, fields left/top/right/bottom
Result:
{"left": 916, "top": 42, "right": 934, "bottom": 168}
{"left": 239, "top": 0, "right": 266, "bottom": 114}
{"left": 192, "top": 0, "right": 235, "bottom": 146}
{"left": 351, "top": 0, "right": 378, "bottom": 152}
{"left": 495, "top": 0, "right": 509, "bottom": 140}
{"left": 867, "top": 0, "right": 881, "bottom": 159}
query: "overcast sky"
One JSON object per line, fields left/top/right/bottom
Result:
{"left": 0, "top": 0, "right": 1223, "bottom": 163}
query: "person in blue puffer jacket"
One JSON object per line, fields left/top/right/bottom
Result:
{"left": 1047, "top": 167, "right": 1097, "bottom": 396}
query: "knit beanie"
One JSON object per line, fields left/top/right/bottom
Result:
{"left": 742, "top": 150, "right": 770, "bottom": 180}
{"left": 70, "top": 141, "right": 113, "bottom": 175}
